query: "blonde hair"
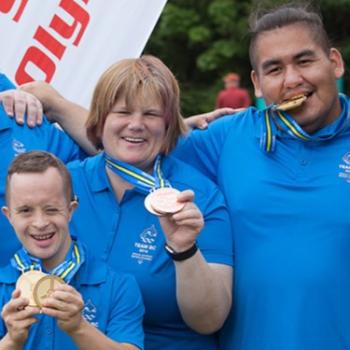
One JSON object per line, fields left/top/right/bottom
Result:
{"left": 86, "top": 55, "right": 187, "bottom": 154}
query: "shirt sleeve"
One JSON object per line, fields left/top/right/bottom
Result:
{"left": 40, "top": 118, "right": 87, "bottom": 163}
{"left": 106, "top": 272, "right": 145, "bottom": 350}
{"left": 0, "top": 74, "right": 16, "bottom": 91}
{"left": 172, "top": 115, "right": 236, "bottom": 183}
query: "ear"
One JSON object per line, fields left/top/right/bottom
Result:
{"left": 251, "top": 70, "right": 263, "bottom": 98}
{"left": 1, "top": 206, "right": 10, "bottom": 222}
{"left": 329, "top": 48, "right": 344, "bottom": 79}
{"left": 68, "top": 200, "right": 78, "bottom": 220}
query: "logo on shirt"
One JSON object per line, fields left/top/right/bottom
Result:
{"left": 12, "top": 138, "right": 26, "bottom": 155}
{"left": 131, "top": 225, "right": 158, "bottom": 264}
{"left": 82, "top": 299, "right": 99, "bottom": 328}
{"left": 338, "top": 152, "right": 350, "bottom": 182}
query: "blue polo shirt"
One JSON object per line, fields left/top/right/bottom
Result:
{"left": 173, "top": 94, "right": 350, "bottom": 350}
{"left": 67, "top": 154, "right": 233, "bottom": 350}
{"left": 0, "top": 73, "right": 16, "bottom": 90}
{"left": 0, "top": 104, "right": 83, "bottom": 267}
{"left": 0, "top": 249, "right": 144, "bottom": 350}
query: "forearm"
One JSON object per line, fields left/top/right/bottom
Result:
{"left": 46, "top": 96, "right": 97, "bottom": 155}
{"left": 174, "top": 252, "right": 232, "bottom": 334}
{"left": 69, "top": 319, "right": 139, "bottom": 350}
{"left": 0, "top": 334, "right": 23, "bottom": 350}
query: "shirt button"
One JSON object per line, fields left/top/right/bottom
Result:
{"left": 300, "top": 159, "right": 308, "bottom": 166}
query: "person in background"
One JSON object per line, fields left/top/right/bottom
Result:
{"left": 215, "top": 72, "right": 251, "bottom": 109}
{"left": 0, "top": 151, "right": 144, "bottom": 350}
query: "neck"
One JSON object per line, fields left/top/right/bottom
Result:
{"left": 106, "top": 166, "right": 134, "bottom": 201}
{"left": 42, "top": 236, "right": 72, "bottom": 271}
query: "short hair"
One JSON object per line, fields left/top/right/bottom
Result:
{"left": 224, "top": 73, "right": 240, "bottom": 83}
{"left": 249, "top": 3, "right": 331, "bottom": 70}
{"left": 5, "top": 151, "right": 73, "bottom": 205}
{"left": 86, "top": 55, "right": 187, "bottom": 154}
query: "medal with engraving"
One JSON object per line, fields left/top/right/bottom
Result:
{"left": 16, "top": 270, "right": 47, "bottom": 306}
{"left": 33, "top": 275, "right": 65, "bottom": 308}
{"left": 145, "top": 187, "right": 184, "bottom": 215}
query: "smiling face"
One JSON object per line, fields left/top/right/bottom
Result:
{"left": 251, "top": 23, "right": 344, "bottom": 133}
{"left": 2, "top": 168, "right": 76, "bottom": 270}
{"left": 101, "top": 94, "right": 167, "bottom": 173}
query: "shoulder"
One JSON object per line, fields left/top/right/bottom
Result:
{"left": 164, "top": 156, "right": 226, "bottom": 203}
{"left": 68, "top": 153, "right": 102, "bottom": 171}
{"left": 0, "top": 264, "right": 18, "bottom": 285}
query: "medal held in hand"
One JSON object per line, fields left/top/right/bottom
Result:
{"left": 16, "top": 270, "right": 47, "bottom": 306}
{"left": 145, "top": 187, "right": 184, "bottom": 216}
{"left": 33, "top": 275, "right": 65, "bottom": 307}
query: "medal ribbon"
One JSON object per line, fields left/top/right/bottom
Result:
{"left": 260, "top": 103, "right": 350, "bottom": 153}
{"left": 11, "top": 239, "right": 85, "bottom": 283}
{"left": 104, "top": 152, "right": 170, "bottom": 194}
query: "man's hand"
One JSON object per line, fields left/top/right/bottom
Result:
{"left": 159, "top": 190, "right": 204, "bottom": 252}
{"left": 0, "top": 89, "right": 43, "bottom": 127}
{"left": 40, "top": 284, "right": 85, "bottom": 335}
{"left": 1, "top": 289, "right": 39, "bottom": 346}
{"left": 185, "top": 107, "right": 245, "bottom": 129}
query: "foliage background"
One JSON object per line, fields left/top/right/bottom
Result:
{"left": 144, "top": 0, "right": 350, "bottom": 117}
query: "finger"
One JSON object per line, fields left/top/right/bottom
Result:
{"left": 177, "top": 190, "right": 194, "bottom": 203}
{"left": 14, "top": 98, "right": 27, "bottom": 123}
{"left": 1, "top": 94, "right": 15, "bottom": 117}
{"left": 26, "top": 96, "right": 43, "bottom": 127}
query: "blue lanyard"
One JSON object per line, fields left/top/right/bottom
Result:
{"left": 11, "top": 240, "right": 85, "bottom": 283}
{"left": 104, "top": 152, "right": 170, "bottom": 194}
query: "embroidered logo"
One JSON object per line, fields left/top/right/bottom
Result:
{"left": 131, "top": 225, "right": 158, "bottom": 264}
{"left": 12, "top": 139, "right": 26, "bottom": 155}
{"left": 338, "top": 152, "right": 350, "bottom": 183}
{"left": 82, "top": 299, "right": 99, "bottom": 328}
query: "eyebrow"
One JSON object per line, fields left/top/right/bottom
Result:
{"left": 261, "top": 49, "right": 317, "bottom": 72}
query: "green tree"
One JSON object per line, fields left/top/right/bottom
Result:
{"left": 144, "top": 0, "right": 350, "bottom": 116}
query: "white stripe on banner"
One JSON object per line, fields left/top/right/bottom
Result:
{"left": 0, "top": 0, "right": 167, "bottom": 107}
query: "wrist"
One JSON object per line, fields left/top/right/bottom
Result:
{"left": 165, "top": 241, "right": 198, "bottom": 261}
{"left": 2, "top": 334, "right": 24, "bottom": 350}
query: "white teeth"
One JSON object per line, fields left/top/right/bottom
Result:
{"left": 31, "top": 233, "right": 54, "bottom": 241}
{"left": 124, "top": 137, "right": 144, "bottom": 143}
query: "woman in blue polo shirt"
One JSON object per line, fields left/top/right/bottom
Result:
{"left": 67, "top": 55, "right": 233, "bottom": 349}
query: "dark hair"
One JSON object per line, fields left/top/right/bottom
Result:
{"left": 6, "top": 151, "right": 74, "bottom": 204}
{"left": 249, "top": 3, "right": 331, "bottom": 70}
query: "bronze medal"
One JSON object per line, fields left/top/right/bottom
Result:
{"left": 145, "top": 188, "right": 184, "bottom": 215}
{"left": 33, "top": 275, "right": 65, "bottom": 308}
{"left": 16, "top": 270, "right": 47, "bottom": 306}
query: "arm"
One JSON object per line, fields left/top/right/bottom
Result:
{"left": 19, "top": 82, "right": 97, "bottom": 155}
{"left": 0, "top": 289, "right": 40, "bottom": 350}
{"left": 41, "top": 284, "right": 139, "bottom": 350}
{"left": 159, "top": 190, "right": 232, "bottom": 334}
{"left": 185, "top": 107, "right": 243, "bottom": 129}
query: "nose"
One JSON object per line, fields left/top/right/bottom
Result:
{"left": 127, "top": 113, "right": 145, "bottom": 131}
{"left": 32, "top": 211, "right": 49, "bottom": 229}
{"left": 283, "top": 65, "right": 303, "bottom": 89}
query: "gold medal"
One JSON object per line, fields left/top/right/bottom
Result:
{"left": 145, "top": 188, "right": 184, "bottom": 215}
{"left": 33, "top": 275, "right": 65, "bottom": 308}
{"left": 275, "top": 94, "right": 307, "bottom": 111}
{"left": 16, "top": 270, "right": 47, "bottom": 306}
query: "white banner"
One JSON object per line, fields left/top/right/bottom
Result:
{"left": 0, "top": 0, "right": 167, "bottom": 107}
